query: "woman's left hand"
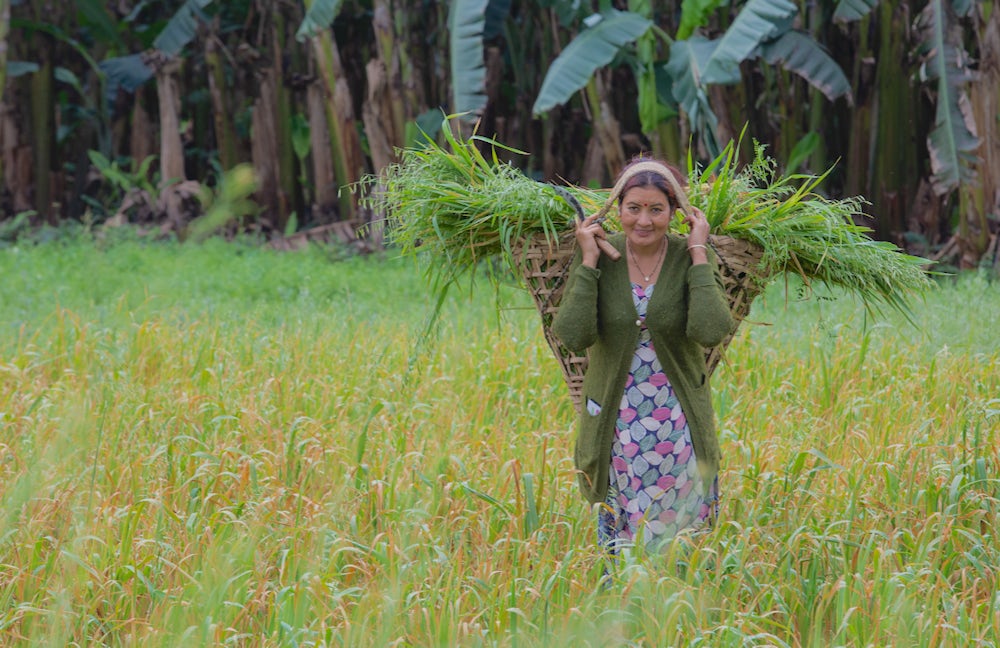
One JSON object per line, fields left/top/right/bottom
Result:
{"left": 682, "top": 207, "right": 710, "bottom": 246}
{"left": 681, "top": 207, "right": 710, "bottom": 265}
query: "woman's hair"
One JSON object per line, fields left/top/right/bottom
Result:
{"left": 615, "top": 155, "right": 686, "bottom": 210}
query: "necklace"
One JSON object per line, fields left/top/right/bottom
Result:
{"left": 627, "top": 237, "right": 667, "bottom": 282}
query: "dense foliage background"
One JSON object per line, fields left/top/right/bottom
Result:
{"left": 0, "top": 0, "right": 997, "bottom": 271}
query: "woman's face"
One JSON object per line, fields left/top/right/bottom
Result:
{"left": 619, "top": 184, "right": 672, "bottom": 251}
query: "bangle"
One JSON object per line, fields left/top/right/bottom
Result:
{"left": 687, "top": 244, "right": 707, "bottom": 251}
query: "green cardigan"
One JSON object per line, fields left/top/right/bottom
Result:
{"left": 551, "top": 232, "right": 735, "bottom": 504}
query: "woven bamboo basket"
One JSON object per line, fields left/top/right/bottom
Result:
{"left": 513, "top": 231, "right": 769, "bottom": 412}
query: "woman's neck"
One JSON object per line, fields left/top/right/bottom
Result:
{"left": 628, "top": 236, "right": 666, "bottom": 258}
{"left": 626, "top": 237, "right": 667, "bottom": 283}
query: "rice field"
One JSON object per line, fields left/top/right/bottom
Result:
{"left": 1, "top": 236, "right": 998, "bottom": 647}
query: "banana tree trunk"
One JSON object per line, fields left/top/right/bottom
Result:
{"left": 396, "top": 10, "right": 424, "bottom": 130}
{"left": 0, "top": 0, "right": 30, "bottom": 215}
{"left": 0, "top": 0, "right": 8, "bottom": 188}
{"left": 776, "top": 71, "right": 800, "bottom": 162}
{"left": 870, "top": 1, "right": 922, "bottom": 241}
{"left": 428, "top": 1, "right": 450, "bottom": 116}
{"left": 1, "top": 97, "right": 29, "bottom": 216}
{"left": 157, "top": 62, "right": 185, "bottom": 183}
{"left": 1, "top": 24, "right": 29, "bottom": 216}
{"left": 310, "top": 30, "right": 362, "bottom": 221}
{"left": 251, "top": 67, "right": 282, "bottom": 228}
{"left": 372, "top": 0, "right": 405, "bottom": 147}
{"left": 709, "top": 83, "right": 738, "bottom": 157}
{"left": 307, "top": 82, "right": 337, "bottom": 216}
{"left": 272, "top": 15, "right": 296, "bottom": 231}
{"left": 581, "top": 129, "right": 604, "bottom": 182}
{"left": 479, "top": 45, "right": 503, "bottom": 143}
{"left": 805, "top": 2, "right": 828, "bottom": 172}
{"left": 362, "top": 60, "right": 395, "bottom": 173}
{"left": 30, "top": 31, "right": 54, "bottom": 221}
{"left": 205, "top": 27, "right": 239, "bottom": 171}
{"left": 584, "top": 72, "right": 624, "bottom": 184}
{"left": 653, "top": 120, "right": 681, "bottom": 165}
{"left": 155, "top": 58, "right": 188, "bottom": 230}
{"left": 844, "top": 17, "right": 874, "bottom": 199}
{"left": 960, "top": 3, "right": 1000, "bottom": 268}
{"left": 129, "top": 91, "right": 154, "bottom": 165}
{"left": 541, "top": 107, "right": 556, "bottom": 180}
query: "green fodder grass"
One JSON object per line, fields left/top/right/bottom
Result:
{"left": 0, "top": 239, "right": 997, "bottom": 647}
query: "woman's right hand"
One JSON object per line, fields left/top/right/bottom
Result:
{"left": 575, "top": 214, "right": 606, "bottom": 268}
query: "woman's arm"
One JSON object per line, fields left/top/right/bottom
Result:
{"left": 685, "top": 252, "right": 734, "bottom": 348}
{"left": 552, "top": 251, "right": 601, "bottom": 353}
{"left": 552, "top": 213, "right": 609, "bottom": 352}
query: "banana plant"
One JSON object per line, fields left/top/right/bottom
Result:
{"left": 912, "top": 0, "right": 989, "bottom": 267}
{"left": 152, "top": 0, "right": 214, "bottom": 55}
{"left": 98, "top": 0, "right": 214, "bottom": 101}
{"left": 450, "top": 0, "right": 489, "bottom": 119}
{"left": 448, "top": 0, "right": 513, "bottom": 119}
{"left": 296, "top": 0, "right": 342, "bottom": 39}
{"left": 297, "top": 0, "right": 360, "bottom": 220}
{"left": 0, "top": 0, "right": 8, "bottom": 186}
{"left": 831, "top": 0, "right": 978, "bottom": 198}
{"left": 833, "top": 0, "right": 880, "bottom": 22}
{"left": 531, "top": 9, "right": 653, "bottom": 115}
{"left": 913, "top": 0, "right": 979, "bottom": 196}
{"left": 532, "top": 0, "right": 852, "bottom": 158}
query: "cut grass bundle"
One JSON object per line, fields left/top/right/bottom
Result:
{"left": 359, "top": 121, "right": 605, "bottom": 311}
{"left": 688, "top": 135, "right": 932, "bottom": 319}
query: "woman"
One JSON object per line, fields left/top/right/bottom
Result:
{"left": 552, "top": 157, "right": 734, "bottom": 552}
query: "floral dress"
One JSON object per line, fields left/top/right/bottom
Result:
{"left": 597, "top": 282, "right": 719, "bottom": 552}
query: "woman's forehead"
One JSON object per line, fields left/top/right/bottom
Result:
{"left": 622, "top": 185, "right": 670, "bottom": 203}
